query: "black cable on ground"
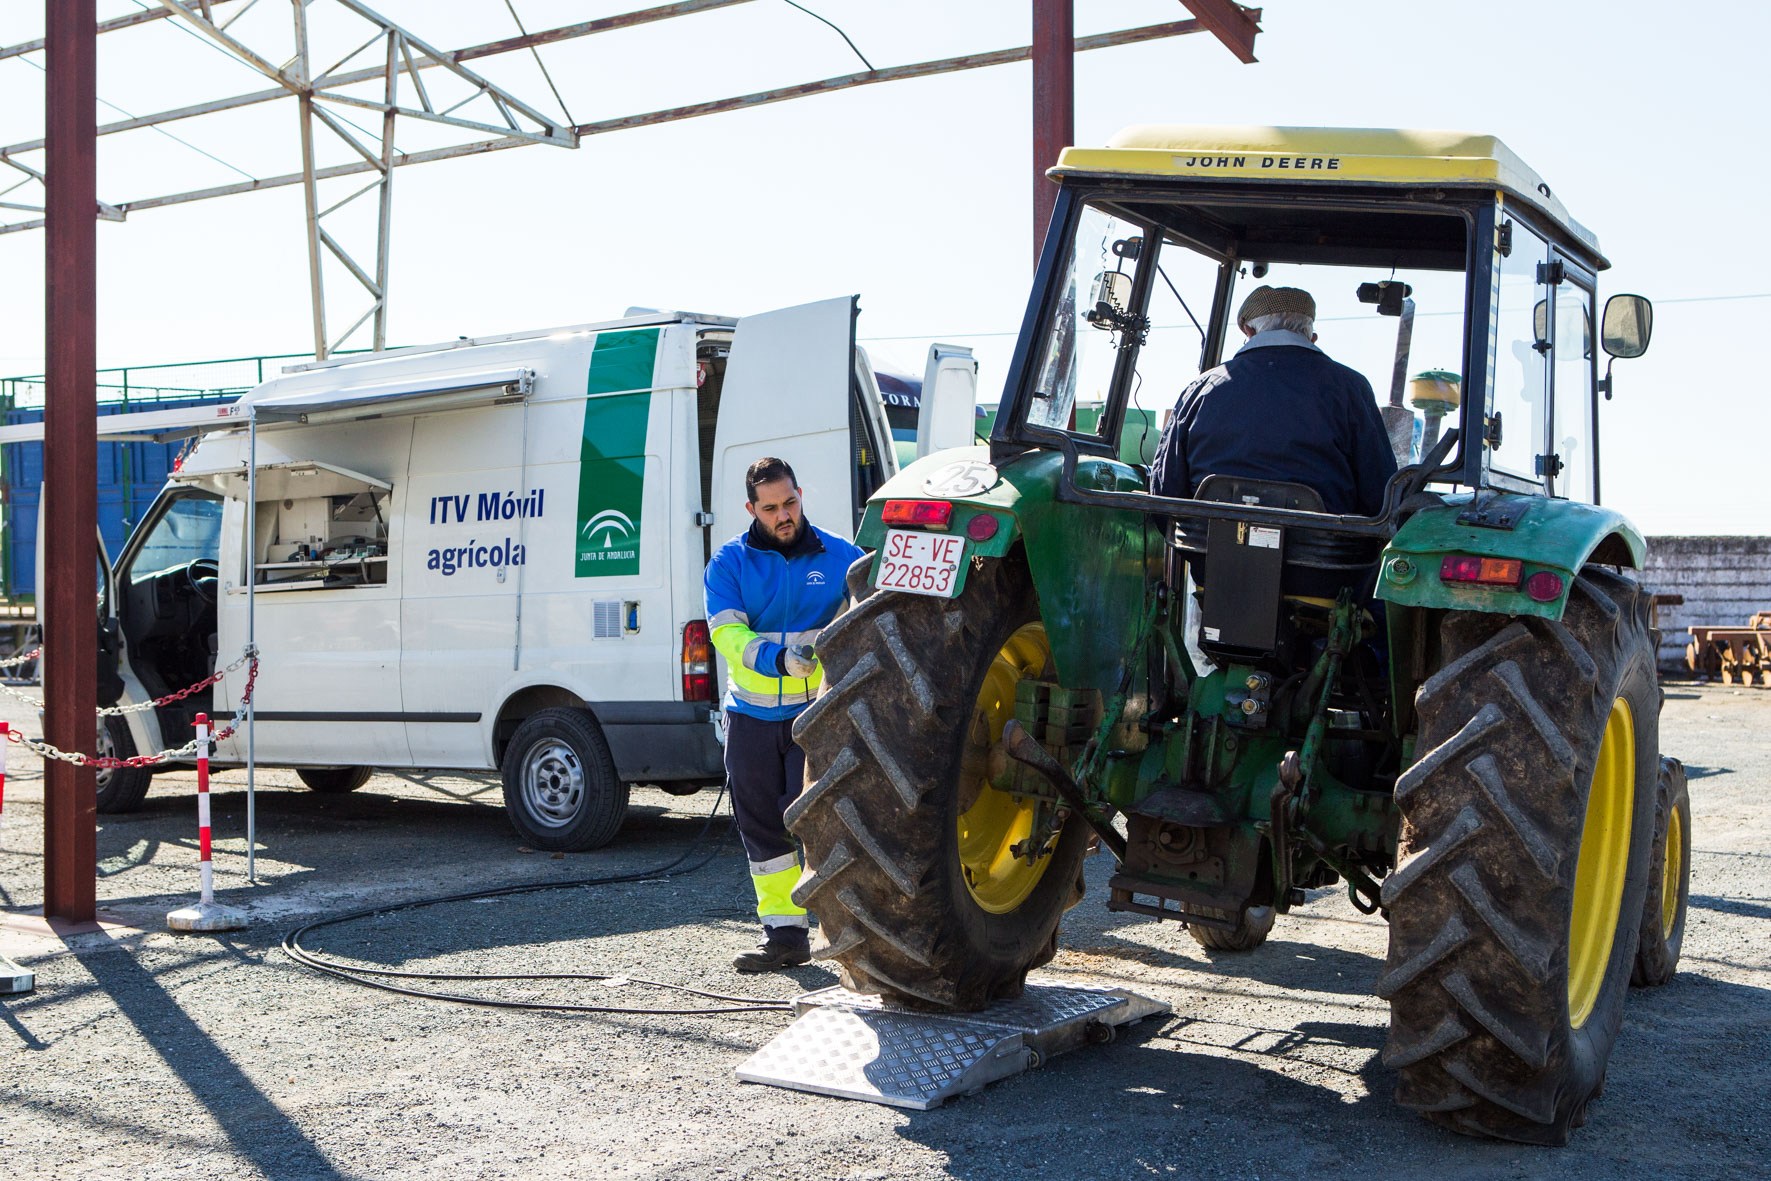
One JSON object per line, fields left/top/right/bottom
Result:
{"left": 281, "top": 787, "right": 794, "bottom": 1015}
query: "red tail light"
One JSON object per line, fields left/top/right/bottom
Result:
{"left": 881, "top": 499, "right": 954, "bottom": 528}
{"left": 1439, "top": 554, "right": 1524, "bottom": 588}
{"left": 682, "top": 620, "right": 714, "bottom": 702}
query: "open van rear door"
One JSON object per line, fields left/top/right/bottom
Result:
{"left": 915, "top": 343, "right": 979, "bottom": 458}
{"left": 711, "top": 296, "right": 889, "bottom": 541}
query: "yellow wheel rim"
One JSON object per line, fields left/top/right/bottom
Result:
{"left": 1661, "top": 804, "right": 1683, "bottom": 941}
{"left": 958, "top": 623, "right": 1057, "bottom": 913}
{"left": 1568, "top": 697, "right": 1635, "bottom": 1029}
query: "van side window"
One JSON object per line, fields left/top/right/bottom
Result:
{"left": 255, "top": 489, "right": 390, "bottom": 590}
{"left": 129, "top": 496, "right": 223, "bottom": 584}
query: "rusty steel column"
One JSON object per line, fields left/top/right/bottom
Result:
{"left": 43, "top": 0, "right": 99, "bottom": 923}
{"left": 1031, "top": 0, "right": 1073, "bottom": 261}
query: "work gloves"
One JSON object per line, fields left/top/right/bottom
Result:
{"left": 781, "top": 644, "right": 819, "bottom": 679}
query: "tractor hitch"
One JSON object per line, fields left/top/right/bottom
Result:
{"left": 1000, "top": 719, "right": 1127, "bottom": 862}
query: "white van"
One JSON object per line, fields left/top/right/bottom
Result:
{"left": 50, "top": 298, "right": 976, "bottom": 850}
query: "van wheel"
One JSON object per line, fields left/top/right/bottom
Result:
{"left": 501, "top": 708, "right": 629, "bottom": 851}
{"left": 298, "top": 767, "right": 374, "bottom": 793}
{"left": 95, "top": 715, "right": 154, "bottom": 813}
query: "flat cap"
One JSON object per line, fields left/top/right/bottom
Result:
{"left": 1237, "top": 285, "right": 1316, "bottom": 329}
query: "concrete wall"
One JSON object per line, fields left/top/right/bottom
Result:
{"left": 1641, "top": 536, "right": 1771, "bottom": 669}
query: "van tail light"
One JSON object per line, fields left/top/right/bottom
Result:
{"left": 881, "top": 499, "right": 954, "bottom": 528}
{"left": 1439, "top": 554, "right": 1524, "bottom": 588}
{"left": 682, "top": 620, "right": 714, "bottom": 702}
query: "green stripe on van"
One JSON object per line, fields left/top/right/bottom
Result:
{"left": 584, "top": 327, "right": 659, "bottom": 395}
{"left": 575, "top": 329, "right": 659, "bottom": 578}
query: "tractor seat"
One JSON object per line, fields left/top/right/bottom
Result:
{"left": 1173, "top": 475, "right": 1384, "bottom": 599}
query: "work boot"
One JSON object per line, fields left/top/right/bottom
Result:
{"left": 733, "top": 926, "right": 811, "bottom": 972}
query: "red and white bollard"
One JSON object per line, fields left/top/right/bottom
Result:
{"left": 167, "top": 713, "right": 246, "bottom": 933}
{"left": 0, "top": 720, "right": 28, "bottom": 993}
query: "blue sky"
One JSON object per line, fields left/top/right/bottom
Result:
{"left": 0, "top": 1, "right": 1764, "bottom": 533}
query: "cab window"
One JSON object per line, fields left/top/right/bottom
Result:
{"left": 1552, "top": 272, "right": 1596, "bottom": 502}
{"left": 1489, "top": 220, "right": 1550, "bottom": 487}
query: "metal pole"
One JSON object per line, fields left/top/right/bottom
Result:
{"left": 42, "top": 0, "right": 98, "bottom": 924}
{"left": 1031, "top": 0, "right": 1073, "bottom": 262}
{"left": 246, "top": 411, "right": 257, "bottom": 884}
{"left": 372, "top": 30, "right": 397, "bottom": 351}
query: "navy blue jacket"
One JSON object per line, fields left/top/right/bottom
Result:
{"left": 1150, "top": 332, "right": 1398, "bottom": 516}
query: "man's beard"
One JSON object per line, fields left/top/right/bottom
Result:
{"left": 771, "top": 517, "right": 802, "bottom": 546}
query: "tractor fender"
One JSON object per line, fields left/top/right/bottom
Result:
{"left": 856, "top": 446, "right": 1160, "bottom": 693}
{"left": 1375, "top": 493, "right": 1645, "bottom": 621}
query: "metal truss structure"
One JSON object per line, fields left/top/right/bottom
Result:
{"left": 0, "top": 1, "right": 1259, "bottom": 359}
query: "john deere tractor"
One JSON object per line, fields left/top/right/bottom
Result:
{"left": 787, "top": 127, "right": 1691, "bottom": 1145}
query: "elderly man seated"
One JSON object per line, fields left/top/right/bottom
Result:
{"left": 1151, "top": 285, "right": 1397, "bottom": 517}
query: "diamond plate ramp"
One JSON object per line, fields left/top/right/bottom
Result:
{"left": 736, "top": 979, "right": 1169, "bottom": 1109}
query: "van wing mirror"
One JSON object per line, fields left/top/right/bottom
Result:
{"left": 1602, "top": 293, "right": 1653, "bottom": 359}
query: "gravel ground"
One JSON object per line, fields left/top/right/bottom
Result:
{"left": 2, "top": 682, "right": 1767, "bottom": 1180}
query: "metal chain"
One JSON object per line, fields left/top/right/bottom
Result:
{"left": 6, "top": 654, "right": 260, "bottom": 769}
{"left": 0, "top": 647, "right": 40, "bottom": 669}
{"left": 0, "top": 647, "right": 255, "bottom": 715}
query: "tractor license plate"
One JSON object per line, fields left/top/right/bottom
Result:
{"left": 876, "top": 530, "right": 965, "bottom": 598}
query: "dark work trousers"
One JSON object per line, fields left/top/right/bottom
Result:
{"left": 724, "top": 711, "right": 806, "bottom": 867}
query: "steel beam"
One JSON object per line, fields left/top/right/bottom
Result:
{"left": 42, "top": 0, "right": 98, "bottom": 923}
{"left": 1176, "top": 1, "right": 1261, "bottom": 64}
{"left": 1032, "top": 0, "right": 1073, "bottom": 262}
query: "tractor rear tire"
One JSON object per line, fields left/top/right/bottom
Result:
{"left": 95, "top": 715, "right": 155, "bottom": 813}
{"left": 1632, "top": 757, "right": 1690, "bottom": 986}
{"left": 297, "top": 766, "right": 373, "bottom": 794}
{"left": 1185, "top": 905, "right": 1276, "bottom": 952}
{"left": 788, "top": 552, "right": 1090, "bottom": 1010}
{"left": 1378, "top": 567, "right": 1659, "bottom": 1145}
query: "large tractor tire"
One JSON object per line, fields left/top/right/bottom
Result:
{"left": 1378, "top": 567, "right": 1659, "bottom": 1145}
{"left": 788, "top": 552, "right": 1090, "bottom": 1010}
{"left": 1632, "top": 756, "right": 1690, "bottom": 986}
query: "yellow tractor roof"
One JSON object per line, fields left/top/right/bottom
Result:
{"left": 1054, "top": 125, "right": 1602, "bottom": 264}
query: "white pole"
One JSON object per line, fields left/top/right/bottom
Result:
{"left": 246, "top": 410, "right": 258, "bottom": 884}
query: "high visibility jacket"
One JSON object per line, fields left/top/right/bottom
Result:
{"left": 704, "top": 519, "right": 864, "bottom": 720}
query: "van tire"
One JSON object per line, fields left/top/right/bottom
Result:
{"left": 95, "top": 715, "right": 154, "bottom": 813}
{"left": 298, "top": 766, "right": 374, "bottom": 794}
{"left": 501, "top": 707, "right": 629, "bottom": 851}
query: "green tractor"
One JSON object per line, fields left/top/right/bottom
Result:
{"left": 787, "top": 127, "right": 1691, "bottom": 1145}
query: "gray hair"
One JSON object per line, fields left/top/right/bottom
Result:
{"left": 1247, "top": 311, "right": 1315, "bottom": 336}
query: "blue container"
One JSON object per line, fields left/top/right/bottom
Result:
{"left": 2, "top": 393, "right": 235, "bottom": 598}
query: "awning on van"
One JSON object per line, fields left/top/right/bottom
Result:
{"left": 0, "top": 399, "right": 244, "bottom": 446}
{"left": 0, "top": 365, "right": 533, "bottom": 446}
{"left": 250, "top": 366, "right": 533, "bottom": 425}
{"left": 171, "top": 458, "right": 391, "bottom": 501}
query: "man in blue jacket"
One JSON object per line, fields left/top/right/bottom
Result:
{"left": 704, "top": 457, "right": 864, "bottom": 971}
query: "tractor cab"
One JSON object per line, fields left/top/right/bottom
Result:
{"left": 791, "top": 127, "right": 1681, "bottom": 1148}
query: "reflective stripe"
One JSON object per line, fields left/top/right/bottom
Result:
{"left": 729, "top": 678, "right": 818, "bottom": 709}
{"left": 749, "top": 852, "right": 801, "bottom": 877}
{"left": 783, "top": 629, "right": 821, "bottom": 649}
{"left": 752, "top": 864, "right": 807, "bottom": 921}
{"left": 762, "top": 914, "right": 810, "bottom": 929}
{"left": 741, "top": 635, "right": 770, "bottom": 673}
{"left": 709, "top": 608, "right": 749, "bottom": 630}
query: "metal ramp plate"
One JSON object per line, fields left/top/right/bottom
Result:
{"left": 735, "top": 978, "right": 1169, "bottom": 1110}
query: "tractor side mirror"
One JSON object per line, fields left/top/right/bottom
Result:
{"left": 1602, "top": 294, "right": 1653, "bottom": 359}
{"left": 1086, "top": 270, "right": 1133, "bottom": 330}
